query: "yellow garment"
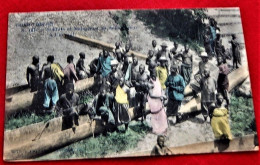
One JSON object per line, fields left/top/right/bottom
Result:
{"left": 115, "top": 85, "right": 129, "bottom": 104}
{"left": 156, "top": 66, "right": 168, "bottom": 89}
{"left": 211, "top": 107, "right": 232, "bottom": 140}
{"left": 51, "top": 63, "right": 64, "bottom": 83}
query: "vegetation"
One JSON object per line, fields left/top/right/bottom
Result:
{"left": 38, "top": 121, "right": 151, "bottom": 159}
{"left": 135, "top": 9, "right": 208, "bottom": 52}
{"left": 111, "top": 10, "right": 132, "bottom": 42}
{"left": 229, "top": 91, "right": 256, "bottom": 137}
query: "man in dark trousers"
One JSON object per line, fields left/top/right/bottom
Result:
{"left": 56, "top": 83, "right": 80, "bottom": 130}
{"left": 165, "top": 64, "right": 185, "bottom": 123}
{"left": 135, "top": 64, "right": 150, "bottom": 123}
{"left": 27, "top": 55, "right": 40, "bottom": 92}
{"left": 200, "top": 69, "right": 217, "bottom": 121}
{"left": 230, "top": 34, "right": 241, "bottom": 69}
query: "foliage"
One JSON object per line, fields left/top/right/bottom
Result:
{"left": 5, "top": 111, "right": 55, "bottom": 130}
{"left": 135, "top": 9, "right": 208, "bottom": 52}
{"left": 44, "top": 121, "right": 151, "bottom": 159}
{"left": 229, "top": 93, "right": 256, "bottom": 137}
{"left": 111, "top": 10, "right": 132, "bottom": 42}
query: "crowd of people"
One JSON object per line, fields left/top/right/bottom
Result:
{"left": 26, "top": 17, "right": 241, "bottom": 140}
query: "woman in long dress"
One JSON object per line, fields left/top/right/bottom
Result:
{"left": 147, "top": 71, "right": 168, "bottom": 135}
{"left": 114, "top": 77, "right": 131, "bottom": 132}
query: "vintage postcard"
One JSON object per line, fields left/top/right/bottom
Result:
{"left": 4, "top": 8, "right": 258, "bottom": 161}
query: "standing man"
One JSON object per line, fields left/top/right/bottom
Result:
{"left": 174, "top": 45, "right": 193, "bottom": 85}
{"left": 146, "top": 50, "right": 157, "bottom": 66}
{"left": 43, "top": 68, "right": 59, "bottom": 113}
{"left": 165, "top": 64, "right": 185, "bottom": 123}
{"left": 76, "top": 52, "right": 89, "bottom": 80}
{"left": 41, "top": 55, "right": 54, "bottom": 82}
{"left": 150, "top": 40, "right": 160, "bottom": 58}
{"left": 56, "top": 83, "right": 80, "bottom": 130}
{"left": 230, "top": 34, "right": 241, "bottom": 69}
{"left": 217, "top": 56, "right": 230, "bottom": 106}
{"left": 26, "top": 55, "right": 40, "bottom": 92}
{"left": 96, "top": 49, "right": 113, "bottom": 78}
{"left": 191, "top": 52, "right": 218, "bottom": 94}
{"left": 203, "top": 28, "right": 213, "bottom": 58}
{"left": 157, "top": 42, "right": 171, "bottom": 64}
{"left": 135, "top": 64, "right": 150, "bottom": 123}
{"left": 107, "top": 59, "right": 124, "bottom": 94}
{"left": 63, "top": 55, "right": 78, "bottom": 88}
{"left": 200, "top": 69, "right": 217, "bottom": 121}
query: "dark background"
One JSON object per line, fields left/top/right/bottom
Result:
{"left": 0, "top": 0, "right": 259, "bottom": 164}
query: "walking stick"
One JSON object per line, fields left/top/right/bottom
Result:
{"left": 32, "top": 121, "right": 50, "bottom": 141}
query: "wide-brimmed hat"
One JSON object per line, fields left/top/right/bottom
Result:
{"left": 110, "top": 59, "right": 119, "bottom": 66}
{"left": 159, "top": 56, "right": 167, "bottom": 61}
{"left": 161, "top": 42, "right": 168, "bottom": 47}
{"left": 199, "top": 52, "right": 209, "bottom": 58}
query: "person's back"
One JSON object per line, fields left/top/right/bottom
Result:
{"left": 27, "top": 55, "right": 40, "bottom": 92}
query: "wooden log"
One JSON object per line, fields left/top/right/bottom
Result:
{"left": 5, "top": 77, "right": 95, "bottom": 117}
{"left": 4, "top": 105, "right": 149, "bottom": 160}
{"left": 179, "top": 65, "right": 249, "bottom": 114}
{"left": 63, "top": 34, "right": 147, "bottom": 59}
{"left": 117, "top": 134, "right": 257, "bottom": 157}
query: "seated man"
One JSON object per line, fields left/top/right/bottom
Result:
{"left": 92, "top": 86, "right": 116, "bottom": 133}
{"left": 56, "top": 83, "right": 80, "bottom": 130}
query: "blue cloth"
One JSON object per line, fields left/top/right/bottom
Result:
{"left": 210, "top": 26, "right": 216, "bottom": 41}
{"left": 165, "top": 74, "right": 185, "bottom": 101}
{"left": 43, "top": 78, "right": 59, "bottom": 108}
{"left": 97, "top": 56, "right": 113, "bottom": 77}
